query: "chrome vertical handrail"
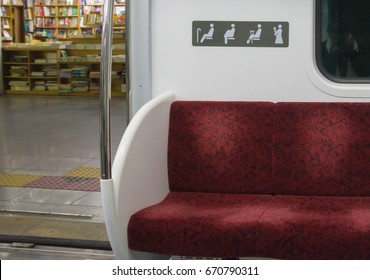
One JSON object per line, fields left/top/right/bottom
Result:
{"left": 125, "top": 0, "right": 131, "bottom": 124}
{"left": 0, "top": 21, "right": 3, "bottom": 94}
{"left": 100, "top": 0, "right": 115, "bottom": 180}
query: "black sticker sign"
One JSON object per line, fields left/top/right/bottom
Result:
{"left": 193, "top": 21, "right": 289, "bottom": 47}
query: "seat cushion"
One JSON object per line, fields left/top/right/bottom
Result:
{"left": 256, "top": 195, "right": 370, "bottom": 259}
{"left": 128, "top": 192, "right": 273, "bottom": 258}
{"left": 128, "top": 192, "right": 370, "bottom": 259}
{"left": 168, "top": 101, "right": 274, "bottom": 194}
{"left": 274, "top": 103, "right": 370, "bottom": 196}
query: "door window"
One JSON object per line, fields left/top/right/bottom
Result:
{"left": 317, "top": 0, "right": 370, "bottom": 82}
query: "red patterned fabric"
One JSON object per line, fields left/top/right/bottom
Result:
{"left": 128, "top": 192, "right": 273, "bottom": 258}
{"left": 256, "top": 195, "right": 370, "bottom": 259}
{"left": 274, "top": 103, "right": 370, "bottom": 196}
{"left": 168, "top": 101, "right": 274, "bottom": 194}
{"left": 128, "top": 101, "right": 370, "bottom": 259}
{"left": 128, "top": 193, "right": 370, "bottom": 259}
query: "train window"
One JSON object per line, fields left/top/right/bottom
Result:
{"left": 317, "top": 0, "right": 370, "bottom": 83}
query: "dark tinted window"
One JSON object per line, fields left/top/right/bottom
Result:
{"left": 317, "top": 0, "right": 370, "bottom": 82}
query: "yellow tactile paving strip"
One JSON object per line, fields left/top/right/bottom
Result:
{"left": 64, "top": 167, "right": 101, "bottom": 179}
{"left": 0, "top": 174, "right": 41, "bottom": 187}
{"left": 0, "top": 167, "right": 101, "bottom": 191}
{"left": 0, "top": 217, "right": 109, "bottom": 241}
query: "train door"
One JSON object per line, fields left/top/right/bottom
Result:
{"left": 0, "top": 1, "right": 125, "bottom": 253}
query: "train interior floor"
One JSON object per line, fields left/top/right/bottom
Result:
{"left": 0, "top": 95, "right": 127, "bottom": 258}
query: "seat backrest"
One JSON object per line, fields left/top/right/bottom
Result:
{"left": 274, "top": 102, "right": 370, "bottom": 196}
{"left": 168, "top": 101, "right": 274, "bottom": 194}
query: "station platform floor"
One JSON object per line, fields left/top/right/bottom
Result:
{"left": 0, "top": 95, "right": 127, "bottom": 253}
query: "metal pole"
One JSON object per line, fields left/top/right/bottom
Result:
{"left": 0, "top": 16, "right": 3, "bottom": 94}
{"left": 125, "top": 0, "right": 131, "bottom": 125}
{"left": 100, "top": 0, "right": 115, "bottom": 180}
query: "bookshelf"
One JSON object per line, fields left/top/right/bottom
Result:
{"left": 34, "top": 1, "right": 57, "bottom": 40}
{"left": 1, "top": 0, "right": 125, "bottom": 43}
{"left": 31, "top": 0, "right": 125, "bottom": 41}
{"left": 29, "top": 49, "right": 58, "bottom": 92}
{"left": 2, "top": 47, "right": 59, "bottom": 94}
{"left": 2, "top": 40, "right": 125, "bottom": 97}
{"left": 56, "top": 0, "right": 79, "bottom": 39}
{"left": 1, "top": 0, "right": 25, "bottom": 43}
{"left": 24, "top": 0, "right": 34, "bottom": 42}
{"left": 58, "top": 39, "right": 125, "bottom": 96}
{"left": 1, "top": 2, "right": 13, "bottom": 43}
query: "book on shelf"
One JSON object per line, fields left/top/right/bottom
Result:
{"left": 44, "top": 65, "right": 57, "bottom": 76}
{"left": 60, "top": 50, "right": 68, "bottom": 57}
{"left": 33, "top": 85, "right": 47, "bottom": 91}
{"left": 58, "top": 0, "right": 78, "bottom": 4}
{"left": 25, "top": 20, "right": 34, "bottom": 33}
{"left": 8, "top": 80, "right": 30, "bottom": 91}
{"left": 33, "top": 80, "right": 46, "bottom": 90}
{"left": 114, "top": 5, "right": 125, "bottom": 24}
{"left": 45, "top": 71, "right": 58, "bottom": 76}
{"left": 58, "top": 7, "right": 78, "bottom": 16}
{"left": 8, "top": 81, "right": 29, "bottom": 86}
{"left": 2, "top": 30, "right": 11, "bottom": 38}
{"left": 57, "top": 28, "right": 66, "bottom": 38}
{"left": 24, "top": 8, "right": 33, "bottom": 20}
{"left": 57, "top": 28, "right": 77, "bottom": 38}
{"left": 82, "top": 10, "right": 102, "bottom": 25}
{"left": 10, "top": 55, "right": 28, "bottom": 62}
{"left": 1, "top": 18, "right": 10, "bottom": 29}
{"left": 35, "top": 6, "right": 52, "bottom": 17}
{"left": 45, "top": 53, "right": 57, "bottom": 63}
{"left": 0, "top": 6, "right": 7, "bottom": 17}
{"left": 10, "top": 86, "right": 30, "bottom": 90}
{"left": 71, "top": 66, "right": 89, "bottom": 77}
{"left": 95, "top": 14, "right": 102, "bottom": 24}
{"left": 86, "top": 55, "right": 100, "bottom": 62}
{"left": 11, "top": 0, "right": 23, "bottom": 5}
{"left": 31, "top": 71, "right": 45, "bottom": 77}
{"left": 58, "top": 17, "right": 78, "bottom": 27}
{"left": 58, "top": 7, "right": 67, "bottom": 16}
{"left": 89, "top": 87, "right": 100, "bottom": 92}
{"left": 46, "top": 81, "right": 58, "bottom": 91}
{"left": 34, "top": 58, "right": 47, "bottom": 63}
{"left": 25, "top": 33, "right": 33, "bottom": 43}
{"left": 35, "top": 17, "right": 56, "bottom": 28}
{"left": 34, "top": 0, "right": 51, "bottom": 5}
{"left": 46, "top": 18, "right": 56, "bottom": 27}
{"left": 34, "top": 81, "right": 46, "bottom": 85}
{"left": 112, "top": 54, "right": 125, "bottom": 62}
{"left": 89, "top": 71, "right": 100, "bottom": 78}
{"left": 35, "top": 28, "right": 54, "bottom": 37}
{"left": 59, "top": 83, "right": 72, "bottom": 92}
{"left": 59, "top": 68, "right": 72, "bottom": 78}
{"left": 111, "top": 71, "right": 121, "bottom": 78}
{"left": 83, "top": 0, "right": 102, "bottom": 4}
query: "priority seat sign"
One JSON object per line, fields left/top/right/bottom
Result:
{"left": 192, "top": 21, "right": 289, "bottom": 47}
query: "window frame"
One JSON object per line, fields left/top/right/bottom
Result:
{"left": 315, "top": 0, "right": 370, "bottom": 84}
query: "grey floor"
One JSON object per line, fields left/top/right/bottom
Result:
{"left": 0, "top": 95, "right": 127, "bottom": 259}
{"left": 0, "top": 243, "right": 115, "bottom": 260}
{"left": 0, "top": 95, "right": 126, "bottom": 176}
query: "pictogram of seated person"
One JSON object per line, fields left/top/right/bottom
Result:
{"left": 321, "top": 25, "right": 369, "bottom": 77}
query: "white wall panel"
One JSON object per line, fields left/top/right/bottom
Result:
{"left": 149, "top": 0, "right": 370, "bottom": 102}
